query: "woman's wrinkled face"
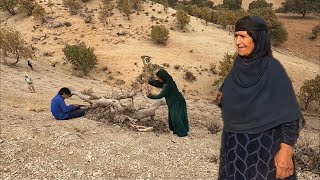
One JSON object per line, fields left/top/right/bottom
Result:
{"left": 234, "top": 31, "right": 255, "bottom": 57}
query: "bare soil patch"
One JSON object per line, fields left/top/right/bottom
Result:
{"left": 277, "top": 13, "right": 320, "bottom": 64}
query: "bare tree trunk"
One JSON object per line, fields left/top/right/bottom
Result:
{"left": 304, "top": 95, "right": 312, "bottom": 110}
{"left": 72, "top": 90, "right": 166, "bottom": 120}
{"left": 131, "top": 100, "right": 165, "bottom": 119}
{"left": 6, "top": 7, "right": 16, "bottom": 15}
{"left": 302, "top": 11, "right": 306, "bottom": 18}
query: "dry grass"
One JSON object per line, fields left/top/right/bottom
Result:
{"left": 174, "top": 65, "right": 181, "bottom": 70}
{"left": 74, "top": 127, "right": 88, "bottom": 134}
{"left": 163, "top": 63, "right": 170, "bottom": 67}
{"left": 206, "top": 120, "right": 222, "bottom": 135}
{"left": 295, "top": 130, "right": 320, "bottom": 174}
{"left": 81, "top": 87, "right": 94, "bottom": 95}
{"left": 183, "top": 71, "right": 197, "bottom": 82}
{"left": 209, "top": 63, "right": 218, "bottom": 74}
{"left": 85, "top": 107, "right": 169, "bottom": 133}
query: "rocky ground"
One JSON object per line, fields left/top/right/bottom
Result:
{"left": 0, "top": 59, "right": 319, "bottom": 180}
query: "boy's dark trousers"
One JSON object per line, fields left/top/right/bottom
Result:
{"left": 63, "top": 107, "right": 85, "bottom": 120}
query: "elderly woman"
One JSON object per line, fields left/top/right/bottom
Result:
{"left": 216, "top": 16, "right": 304, "bottom": 180}
{"left": 147, "top": 69, "right": 189, "bottom": 137}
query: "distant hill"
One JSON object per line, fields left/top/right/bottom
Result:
{"left": 211, "top": 0, "right": 285, "bottom": 10}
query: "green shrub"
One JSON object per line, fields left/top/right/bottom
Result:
{"left": 312, "top": 25, "right": 320, "bottom": 36}
{"left": 0, "top": 28, "right": 33, "bottom": 64}
{"left": 222, "top": 0, "right": 242, "bottom": 10}
{"left": 184, "top": 71, "right": 196, "bottom": 82}
{"left": 190, "top": 0, "right": 213, "bottom": 8}
{"left": 282, "top": 0, "right": 320, "bottom": 18}
{"left": 176, "top": 3, "right": 213, "bottom": 24}
{"left": 214, "top": 8, "right": 247, "bottom": 28}
{"left": 63, "top": 0, "right": 82, "bottom": 15}
{"left": 191, "top": 0, "right": 205, "bottom": 6}
{"left": 150, "top": 25, "right": 169, "bottom": 45}
{"left": 176, "top": 10, "right": 190, "bottom": 29}
{"left": 213, "top": 52, "right": 236, "bottom": 87}
{"left": 176, "top": 3, "right": 195, "bottom": 16}
{"left": 18, "top": 0, "right": 36, "bottom": 16}
{"left": 118, "top": 0, "right": 132, "bottom": 19}
{"left": 32, "top": 3, "right": 46, "bottom": 23}
{"left": 216, "top": 9, "right": 238, "bottom": 28}
{"left": 198, "top": 7, "right": 213, "bottom": 25}
{"left": 161, "top": 0, "right": 169, "bottom": 11}
{"left": 99, "top": 3, "right": 114, "bottom": 26}
{"left": 0, "top": 0, "right": 18, "bottom": 15}
{"left": 211, "top": 10, "right": 219, "bottom": 24}
{"left": 102, "top": 0, "right": 113, "bottom": 4}
{"left": 248, "top": 0, "right": 272, "bottom": 11}
{"left": 249, "top": 7, "right": 288, "bottom": 46}
{"left": 274, "top": 7, "right": 284, "bottom": 13}
{"left": 132, "top": 0, "right": 143, "bottom": 10}
{"left": 268, "top": 21, "right": 288, "bottom": 46}
{"left": 309, "top": 25, "right": 320, "bottom": 40}
{"left": 298, "top": 75, "right": 320, "bottom": 111}
{"left": 62, "top": 43, "right": 98, "bottom": 75}
{"left": 168, "top": 0, "right": 178, "bottom": 7}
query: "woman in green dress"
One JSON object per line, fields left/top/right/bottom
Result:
{"left": 147, "top": 69, "right": 189, "bottom": 137}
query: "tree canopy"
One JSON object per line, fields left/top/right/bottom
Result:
{"left": 281, "top": 0, "right": 320, "bottom": 18}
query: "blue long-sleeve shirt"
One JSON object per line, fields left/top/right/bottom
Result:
{"left": 50, "top": 94, "right": 75, "bottom": 120}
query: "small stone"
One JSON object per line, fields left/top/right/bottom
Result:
{"left": 85, "top": 152, "right": 92, "bottom": 162}
{"left": 68, "top": 151, "right": 74, "bottom": 155}
{"left": 4, "top": 167, "right": 10, "bottom": 172}
{"left": 64, "top": 22, "right": 72, "bottom": 27}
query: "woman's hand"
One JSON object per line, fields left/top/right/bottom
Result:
{"left": 274, "top": 143, "right": 294, "bottom": 179}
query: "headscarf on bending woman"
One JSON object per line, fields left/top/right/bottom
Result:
{"left": 220, "top": 16, "right": 303, "bottom": 134}
{"left": 148, "top": 69, "right": 174, "bottom": 88}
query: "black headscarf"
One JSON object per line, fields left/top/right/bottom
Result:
{"left": 156, "top": 69, "right": 174, "bottom": 83}
{"left": 148, "top": 69, "right": 174, "bottom": 88}
{"left": 220, "top": 16, "right": 303, "bottom": 134}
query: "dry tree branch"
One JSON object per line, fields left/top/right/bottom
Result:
{"left": 72, "top": 90, "right": 166, "bottom": 121}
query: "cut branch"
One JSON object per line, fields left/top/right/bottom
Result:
{"left": 131, "top": 100, "right": 166, "bottom": 119}
{"left": 72, "top": 90, "right": 123, "bottom": 109}
{"left": 72, "top": 90, "right": 166, "bottom": 120}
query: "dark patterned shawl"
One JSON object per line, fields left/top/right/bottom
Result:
{"left": 220, "top": 16, "right": 303, "bottom": 134}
